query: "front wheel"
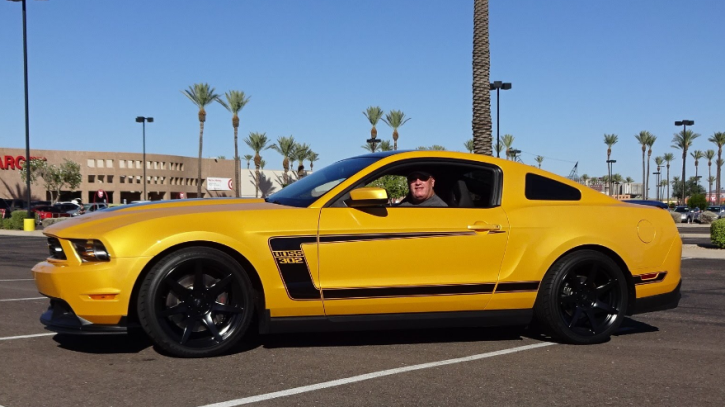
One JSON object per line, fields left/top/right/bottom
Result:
{"left": 137, "top": 247, "right": 254, "bottom": 357}
{"left": 534, "top": 250, "right": 628, "bottom": 344}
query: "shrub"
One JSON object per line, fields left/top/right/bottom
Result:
{"left": 669, "top": 211, "right": 682, "bottom": 224}
{"left": 5, "top": 210, "right": 29, "bottom": 230}
{"left": 700, "top": 211, "right": 718, "bottom": 225}
{"left": 687, "top": 194, "right": 707, "bottom": 211}
{"left": 712, "top": 219, "right": 725, "bottom": 249}
{"left": 42, "top": 218, "right": 68, "bottom": 228}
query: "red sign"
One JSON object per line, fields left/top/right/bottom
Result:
{"left": 0, "top": 155, "right": 47, "bottom": 170}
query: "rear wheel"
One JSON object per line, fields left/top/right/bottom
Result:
{"left": 138, "top": 247, "right": 254, "bottom": 357}
{"left": 534, "top": 250, "right": 628, "bottom": 344}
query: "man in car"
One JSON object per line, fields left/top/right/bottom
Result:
{"left": 397, "top": 170, "right": 448, "bottom": 207}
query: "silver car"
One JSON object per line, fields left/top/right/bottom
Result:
{"left": 672, "top": 206, "right": 690, "bottom": 223}
{"left": 707, "top": 206, "right": 725, "bottom": 219}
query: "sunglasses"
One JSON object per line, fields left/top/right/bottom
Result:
{"left": 407, "top": 174, "right": 431, "bottom": 182}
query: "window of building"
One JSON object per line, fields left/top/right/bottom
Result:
{"left": 96, "top": 159, "right": 104, "bottom": 168}
{"left": 120, "top": 175, "right": 126, "bottom": 184}
{"left": 106, "top": 159, "right": 113, "bottom": 168}
{"left": 88, "top": 175, "right": 95, "bottom": 183}
{"left": 87, "top": 159, "right": 95, "bottom": 168}
{"left": 106, "top": 175, "right": 114, "bottom": 183}
{"left": 97, "top": 175, "right": 105, "bottom": 184}
{"left": 120, "top": 160, "right": 126, "bottom": 169}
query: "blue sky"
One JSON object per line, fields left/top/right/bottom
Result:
{"left": 1, "top": 0, "right": 724, "bottom": 183}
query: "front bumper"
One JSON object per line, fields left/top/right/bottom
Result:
{"left": 40, "top": 298, "right": 134, "bottom": 335}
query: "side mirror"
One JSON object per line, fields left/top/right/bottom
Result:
{"left": 347, "top": 187, "right": 388, "bottom": 208}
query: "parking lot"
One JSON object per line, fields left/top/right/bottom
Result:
{"left": 1, "top": 227, "right": 724, "bottom": 407}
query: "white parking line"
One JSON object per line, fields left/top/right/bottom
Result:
{"left": 0, "top": 279, "right": 34, "bottom": 282}
{"left": 0, "top": 297, "right": 45, "bottom": 302}
{"left": 0, "top": 333, "right": 54, "bottom": 341}
{"left": 199, "top": 342, "right": 556, "bottom": 407}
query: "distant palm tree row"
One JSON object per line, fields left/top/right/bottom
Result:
{"left": 183, "top": 83, "right": 318, "bottom": 199}
{"left": 603, "top": 130, "right": 725, "bottom": 203}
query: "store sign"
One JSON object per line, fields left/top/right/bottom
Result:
{"left": 0, "top": 155, "right": 47, "bottom": 170}
{"left": 207, "top": 177, "right": 233, "bottom": 191}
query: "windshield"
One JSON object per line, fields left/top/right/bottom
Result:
{"left": 266, "top": 157, "right": 380, "bottom": 207}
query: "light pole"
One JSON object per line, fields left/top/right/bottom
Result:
{"left": 653, "top": 171, "right": 661, "bottom": 200}
{"left": 675, "top": 120, "right": 694, "bottom": 205}
{"left": 606, "top": 159, "right": 616, "bottom": 196}
{"left": 8, "top": 0, "right": 34, "bottom": 227}
{"left": 489, "top": 81, "right": 512, "bottom": 158}
{"left": 135, "top": 116, "right": 154, "bottom": 201}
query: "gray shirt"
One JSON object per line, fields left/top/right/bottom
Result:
{"left": 397, "top": 194, "right": 448, "bottom": 207}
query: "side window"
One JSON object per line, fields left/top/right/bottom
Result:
{"left": 457, "top": 169, "right": 497, "bottom": 208}
{"left": 525, "top": 173, "right": 581, "bottom": 201}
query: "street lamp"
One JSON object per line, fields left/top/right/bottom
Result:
{"left": 135, "top": 116, "right": 154, "bottom": 201}
{"left": 490, "top": 81, "right": 512, "bottom": 158}
{"left": 606, "top": 159, "right": 616, "bottom": 196}
{"left": 675, "top": 120, "right": 694, "bottom": 205}
{"left": 8, "top": 0, "right": 35, "bottom": 228}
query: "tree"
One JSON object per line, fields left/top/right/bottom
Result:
{"left": 269, "top": 135, "right": 296, "bottom": 186}
{"left": 182, "top": 83, "right": 221, "bottom": 197}
{"left": 417, "top": 145, "right": 447, "bottom": 151}
{"left": 580, "top": 174, "right": 590, "bottom": 185}
{"left": 501, "top": 134, "right": 515, "bottom": 160}
{"left": 308, "top": 151, "right": 319, "bottom": 172}
{"left": 705, "top": 149, "right": 715, "bottom": 201}
{"left": 654, "top": 156, "right": 664, "bottom": 200}
{"left": 709, "top": 132, "right": 725, "bottom": 204}
{"left": 604, "top": 134, "right": 618, "bottom": 197}
{"left": 463, "top": 139, "right": 474, "bottom": 153}
{"left": 672, "top": 176, "right": 705, "bottom": 201}
{"left": 382, "top": 110, "right": 411, "bottom": 151}
{"left": 663, "top": 152, "right": 675, "bottom": 202}
{"left": 20, "top": 159, "right": 81, "bottom": 203}
{"left": 494, "top": 142, "right": 503, "bottom": 157}
{"left": 293, "top": 143, "right": 311, "bottom": 178}
{"left": 691, "top": 150, "right": 704, "bottom": 181}
{"left": 472, "top": 0, "right": 492, "bottom": 155}
{"left": 535, "top": 155, "right": 544, "bottom": 169}
{"left": 363, "top": 106, "right": 384, "bottom": 153}
{"left": 244, "top": 132, "right": 271, "bottom": 198}
{"left": 243, "top": 154, "right": 253, "bottom": 169}
{"left": 368, "top": 175, "right": 408, "bottom": 202}
{"left": 672, "top": 130, "right": 700, "bottom": 204}
{"left": 634, "top": 131, "right": 651, "bottom": 197}
{"left": 708, "top": 175, "right": 716, "bottom": 201}
{"left": 218, "top": 90, "right": 251, "bottom": 198}
{"left": 645, "top": 133, "right": 657, "bottom": 200}
{"left": 379, "top": 140, "right": 393, "bottom": 152}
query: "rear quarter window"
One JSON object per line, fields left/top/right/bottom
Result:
{"left": 525, "top": 173, "right": 581, "bottom": 201}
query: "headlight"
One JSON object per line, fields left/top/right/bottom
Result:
{"left": 70, "top": 239, "right": 111, "bottom": 262}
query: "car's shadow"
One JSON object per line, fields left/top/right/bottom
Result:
{"left": 51, "top": 317, "right": 660, "bottom": 357}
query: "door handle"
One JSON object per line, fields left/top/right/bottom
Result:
{"left": 467, "top": 223, "right": 501, "bottom": 232}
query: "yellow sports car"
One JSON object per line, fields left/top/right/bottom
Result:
{"left": 32, "top": 151, "right": 681, "bottom": 357}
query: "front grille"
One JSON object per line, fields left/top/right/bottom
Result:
{"left": 47, "top": 237, "right": 66, "bottom": 260}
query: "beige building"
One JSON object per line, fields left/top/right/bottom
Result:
{"left": 0, "top": 147, "right": 287, "bottom": 204}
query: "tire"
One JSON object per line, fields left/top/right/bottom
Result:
{"left": 534, "top": 250, "right": 628, "bottom": 344}
{"left": 137, "top": 247, "right": 254, "bottom": 358}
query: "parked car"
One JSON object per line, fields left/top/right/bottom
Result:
{"left": 707, "top": 206, "right": 725, "bottom": 219}
{"left": 623, "top": 199, "right": 669, "bottom": 209}
{"left": 34, "top": 150, "right": 682, "bottom": 358}
{"left": 53, "top": 202, "right": 82, "bottom": 216}
{"left": 0, "top": 198, "right": 11, "bottom": 218}
{"left": 672, "top": 206, "right": 690, "bottom": 223}
{"left": 83, "top": 203, "right": 109, "bottom": 213}
{"left": 31, "top": 205, "right": 72, "bottom": 224}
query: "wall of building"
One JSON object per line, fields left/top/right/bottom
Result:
{"left": 0, "top": 148, "right": 290, "bottom": 203}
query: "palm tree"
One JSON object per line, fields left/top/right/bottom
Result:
{"left": 381, "top": 110, "right": 411, "bottom": 150}
{"left": 535, "top": 155, "right": 544, "bottom": 169}
{"left": 709, "top": 132, "right": 725, "bottom": 205}
{"left": 308, "top": 151, "right": 319, "bottom": 172}
{"left": 604, "top": 134, "right": 618, "bottom": 196}
{"left": 501, "top": 134, "right": 515, "bottom": 160}
{"left": 243, "top": 132, "right": 271, "bottom": 198}
{"left": 182, "top": 83, "right": 221, "bottom": 197}
{"left": 269, "top": 135, "right": 296, "bottom": 185}
{"left": 654, "top": 156, "right": 664, "bottom": 200}
{"left": 705, "top": 149, "right": 715, "bottom": 201}
{"left": 494, "top": 142, "right": 504, "bottom": 157}
{"left": 634, "top": 131, "right": 649, "bottom": 196}
{"left": 691, "top": 150, "right": 704, "bottom": 180}
{"left": 363, "top": 106, "right": 384, "bottom": 152}
{"left": 463, "top": 139, "right": 474, "bottom": 153}
{"left": 243, "top": 154, "right": 253, "bottom": 169}
{"left": 645, "top": 134, "right": 657, "bottom": 200}
{"left": 379, "top": 140, "right": 393, "bottom": 152}
{"left": 672, "top": 129, "right": 701, "bottom": 204}
{"left": 580, "top": 174, "right": 589, "bottom": 185}
{"left": 708, "top": 175, "right": 716, "bottom": 201}
{"left": 218, "top": 90, "right": 251, "bottom": 198}
{"left": 663, "top": 152, "right": 674, "bottom": 203}
{"left": 293, "top": 143, "right": 311, "bottom": 178}
{"left": 472, "top": 0, "right": 492, "bottom": 155}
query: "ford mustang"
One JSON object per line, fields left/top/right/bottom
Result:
{"left": 32, "top": 151, "right": 682, "bottom": 357}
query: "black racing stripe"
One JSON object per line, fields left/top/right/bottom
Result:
{"left": 269, "top": 236, "right": 320, "bottom": 300}
{"left": 633, "top": 272, "right": 667, "bottom": 285}
{"left": 322, "top": 284, "right": 495, "bottom": 299}
{"left": 495, "top": 281, "right": 540, "bottom": 293}
{"left": 319, "top": 231, "right": 476, "bottom": 244}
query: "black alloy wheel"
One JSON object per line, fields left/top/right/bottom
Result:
{"left": 535, "top": 250, "right": 628, "bottom": 344}
{"left": 138, "top": 247, "right": 254, "bottom": 358}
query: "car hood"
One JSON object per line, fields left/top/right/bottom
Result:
{"left": 43, "top": 198, "right": 284, "bottom": 238}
